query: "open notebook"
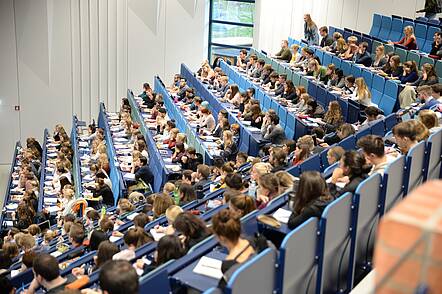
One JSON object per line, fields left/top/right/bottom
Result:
{"left": 193, "top": 256, "right": 223, "bottom": 280}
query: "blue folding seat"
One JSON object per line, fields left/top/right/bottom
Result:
{"left": 370, "top": 119, "right": 385, "bottom": 136}
{"left": 435, "top": 60, "right": 442, "bottom": 78}
{"left": 425, "top": 129, "right": 442, "bottom": 180}
{"left": 316, "top": 86, "right": 328, "bottom": 108}
{"left": 379, "top": 88, "right": 398, "bottom": 115}
{"left": 361, "top": 69, "right": 373, "bottom": 89}
{"left": 343, "top": 29, "right": 352, "bottom": 42}
{"left": 256, "top": 89, "right": 264, "bottom": 104}
{"left": 371, "top": 39, "right": 383, "bottom": 54}
{"left": 388, "top": 17, "right": 404, "bottom": 42}
{"left": 337, "top": 99, "right": 349, "bottom": 121}
{"left": 263, "top": 96, "right": 271, "bottom": 111}
{"left": 286, "top": 114, "right": 296, "bottom": 139}
{"left": 419, "top": 55, "right": 435, "bottom": 68}
{"left": 299, "top": 155, "right": 321, "bottom": 173}
{"left": 316, "top": 50, "right": 324, "bottom": 64}
{"left": 317, "top": 192, "right": 354, "bottom": 294}
{"left": 369, "top": 14, "right": 382, "bottom": 37}
{"left": 308, "top": 81, "right": 317, "bottom": 97}
{"left": 355, "top": 126, "right": 371, "bottom": 140}
{"left": 428, "top": 18, "right": 440, "bottom": 26}
{"left": 320, "top": 147, "right": 331, "bottom": 171}
{"left": 341, "top": 60, "right": 352, "bottom": 76}
{"left": 351, "top": 174, "right": 382, "bottom": 281}
{"left": 407, "top": 50, "right": 421, "bottom": 66}
{"left": 423, "top": 25, "right": 440, "bottom": 53}
{"left": 415, "top": 23, "right": 428, "bottom": 50}
{"left": 332, "top": 55, "right": 341, "bottom": 68}
{"left": 270, "top": 99, "right": 278, "bottom": 112}
{"left": 329, "top": 26, "right": 337, "bottom": 35}
{"left": 380, "top": 156, "right": 406, "bottom": 215}
{"left": 291, "top": 72, "right": 301, "bottom": 85}
{"left": 277, "top": 218, "right": 318, "bottom": 294}
{"left": 384, "top": 113, "right": 397, "bottom": 132}
{"left": 404, "top": 141, "right": 427, "bottom": 193}
{"left": 338, "top": 135, "right": 356, "bottom": 151}
{"left": 347, "top": 101, "right": 360, "bottom": 124}
{"left": 278, "top": 105, "right": 287, "bottom": 128}
{"left": 351, "top": 65, "right": 362, "bottom": 78}
{"left": 394, "top": 47, "right": 408, "bottom": 63}
{"left": 371, "top": 75, "right": 385, "bottom": 105}
{"left": 322, "top": 52, "right": 333, "bottom": 67}
{"left": 378, "top": 16, "right": 392, "bottom": 40}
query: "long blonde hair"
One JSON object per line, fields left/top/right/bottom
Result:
{"left": 223, "top": 130, "right": 234, "bottom": 148}
{"left": 304, "top": 14, "right": 316, "bottom": 28}
{"left": 355, "top": 77, "right": 371, "bottom": 99}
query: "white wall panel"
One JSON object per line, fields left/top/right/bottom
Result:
{"left": 0, "top": 0, "right": 208, "bottom": 157}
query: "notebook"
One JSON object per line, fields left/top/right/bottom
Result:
{"left": 193, "top": 256, "right": 223, "bottom": 280}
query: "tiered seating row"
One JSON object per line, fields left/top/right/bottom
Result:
{"left": 98, "top": 103, "right": 125, "bottom": 205}
{"left": 180, "top": 63, "right": 266, "bottom": 156}
{"left": 127, "top": 90, "right": 177, "bottom": 192}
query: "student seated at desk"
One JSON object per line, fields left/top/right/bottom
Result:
{"left": 236, "top": 49, "right": 248, "bottom": 70}
{"left": 129, "top": 156, "right": 154, "bottom": 192}
{"left": 256, "top": 173, "right": 280, "bottom": 209}
{"left": 220, "top": 131, "right": 239, "bottom": 162}
{"left": 272, "top": 74, "right": 287, "bottom": 97}
{"left": 289, "top": 44, "right": 301, "bottom": 66}
{"left": 246, "top": 55, "right": 257, "bottom": 77}
{"left": 163, "top": 128, "right": 179, "bottom": 149}
{"left": 327, "top": 69, "right": 345, "bottom": 90}
{"left": 212, "top": 208, "right": 257, "bottom": 290}
{"left": 259, "top": 64, "right": 273, "bottom": 85}
{"left": 139, "top": 82, "right": 155, "bottom": 109}
{"left": 419, "top": 109, "right": 442, "bottom": 133}
{"left": 360, "top": 106, "right": 384, "bottom": 126}
{"left": 93, "top": 178, "right": 114, "bottom": 207}
{"left": 288, "top": 171, "right": 333, "bottom": 230}
{"left": 281, "top": 80, "right": 297, "bottom": 102}
{"left": 319, "top": 123, "right": 355, "bottom": 146}
{"left": 135, "top": 235, "right": 185, "bottom": 276}
{"left": 243, "top": 103, "right": 263, "bottom": 127}
{"left": 273, "top": 39, "right": 292, "bottom": 62}
{"left": 224, "top": 84, "right": 241, "bottom": 106}
{"left": 357, "top": 135, "right": 393, "bottom": 176}
{"left": 177, "top": 183, "right": 197, "bottom": 206}
{"left": 397, "top": 61, "right": 419, "bottom": 84}
{"left": 181, "top": 148, "right": 202, "bottom": 172}
{"left": 173, "top": 212, "right": 210, "bottom": 251}
{"left": 353, "top": 42, "right": 372, "bottom": 67}
{"left": 306, "top": 100, "right": 325, "bottom": 118}
{"left": 154, "top": 205, "right": 183, "bottom": 236}
{"left": 229, "top": 195, "right": 256, "bottom": 217}
{"left": 329, "top": 150, "right": 370, "bottom": 198}
{"left": 345, "top": 77, "right": 373, "bottom": 107}
{"left": 392, "top": 120, "right": 429, "bottom": 155}
{"left": 339, "top": 36, "right": 358, "bottom": 60}
{"left": 371, "top": 45, "right": 388, "bottom": 68}
{"left": 293, "top": 93, "right": 311, "bottom": 113}
{"left": 388, "top": 25, "right": 418, "bottom": 50}
{"left": 113, "top": 227, "right": 153, "bottom": 261}
{"left": 292, "top": 143, "right": 311, "bottom": 166}
{"left": 152, "top": 193, "right": 175, "bottom": 219}
{"left": 251, "top": 59, "right": 265, "bottom": 79}
{"left": 171, "top": 143, "right": 186, "bottom": 164}
{"left": 261, "top": 111, "right": 287, "bottom": 145}
{"left": 198, "top": 108, "right": 216, "bottom": 132}
{"left": 381, "top": 55, "right": 403, "bottom": 79}
{"left": 326, "top": 146, "right": 345, "bottom": 166}
{"left": 418, "top": 85, "right": 441, "bottom": 110}
{"left": 306, "top": 59, "right": 327, "bottom": 81}
{"left": 263, "top": 72, "right": 279, "bottom": 91}
{"left": 269, "top": 147, "right": 288, "bottom": 172}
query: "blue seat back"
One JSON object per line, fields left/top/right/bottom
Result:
{"left": 317, "top": 192, "right": 354, "bottom": 294}
{"left": 415, "top": 23, "right": 428, "bottom": 50}
{"left": 299, "top": 155, "right": 322, "bottom": 173}
{"left": 426, "top": 129, "right": 442, "bottom": 180}
{"left": 370, "top": 119, "right": 385, "bottom": 136}
{"left": 139, "top": 261, "right": 173, "bottom": 293}
{"left": 389, "top": 17, "right": 404, "bottom": 42}
{"left": 361, "top": 69, "right": 373, "bottom": 89}
{"left": 339, "top": 135, "right": 356, "bottom": 151}
{"left": 351, "top": 174, "right": 382, "bottom": 283}
{"left": 278, "top": 218, "right": 318, "bottom": 294}
{"left": 381, "top": 156, "right": 406, "bottom": 215}
{"left": 370, "top": 14, "right": 382, "bottom": 37}
{"left": 226, "top": 248, "right": 276, "bottom": 294}
{"left": 404, "top": 141, "right": 427, "bottom": 193}
{"left": 384, "top": 113, "right": 398, "bottom": 132}
{"left": 371, "top": 75, "right": 385, "bottom": 105}
{"left": 355, "top": 126, "right": 371, "bottom": 140}
{"left": 379, "top": 16, "right": 392, "bottom": 40}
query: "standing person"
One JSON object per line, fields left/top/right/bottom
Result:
{"left": 304, "top": 14, "right": 319, "bottom": 45}
{"left": 416, "top": 0, "right": 442, "bottom": 19}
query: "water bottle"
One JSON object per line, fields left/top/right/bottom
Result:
{"left": 101, "top": 206, "right": 106, "bottom": 219}
{"left": 248, "top": 180, "right": 257, "bottom": 198}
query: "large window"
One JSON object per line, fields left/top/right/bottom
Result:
{"left": 209, "top": 0, "right": 255, "bottom": 62}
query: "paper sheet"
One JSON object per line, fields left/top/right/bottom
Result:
{"left": 193, "top": 256, "right": 223, "bottom": 280}
{"left": 272, "top": 208, "right": 292, "bottom": 224}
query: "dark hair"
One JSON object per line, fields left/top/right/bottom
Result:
{"left": 360, "top": 41, "right": 369, "bottom": 49}
{"left": 156, "top": 235, "right": 185, "bottom": 265}
{"left": 342, "top": 150, "right": 367, "bottom": 177}
{"left": 139, "top": 156, "right": 148, "bottom": 166}
{"left": 33, "top": 253, "right": 60, "bottom": 282}
{"left": 179, "top": 183, "right": 196, "bottom": 203}
{"left": 270, "top": 147, "right": 287, "bottom": 168}
{"left": 133, "top": 213, "right": 150, "bottom": 229}
{"left": 123, "top": 227, "right": 152, "bottom": 248}
{"left": 143, "top": 83, "right": 150, "bottom": 90}
{"left": 89, "top": 230, "right": 108, "bottom": 251}
{"left": 69, "top": 223, "right": 85, "bottom": 245}
{"left": 357, "top": 135, "right": 385, "bottom": 157}
{"left": 197, "top": 164, "right": 210, "bottom": 179}
{"left": 345, "top": 75, "right": 355, "bottom": 84}
{"left": 86, "top": 209, "right": 100, "bottom": 222}
{"left": 319, "top": 26, "right": 328, "bottom": 33}
{"left": 99, "top": 260, "right": 139, "bottom": 294}
{"left": 182, "top": 170, "right": 193, "bottom": 182}
{"left": 392, "top": 121, "right": 418, "bottom": 141}
{"left": 219, "top": 109, "right": 228, "bottom": 119}
{"left": 224, "top": 173, "right": 244, "bottom": 190}
{"left": 173, "top": 212, "right": 209, "bottom": 244}
{"left": 364, "top": 106, "right": 381, "bottom": 117}
{"left": 294, "top": 171, "right": 331, "bottom": 214}
{"left": 96, "top": 241, "right": 120, "bottom": 268}
{"left": 212, "top": 209, "right": 241, "bottom": 243}
{"left": 0, "top": 250, "right": 12, "bottom": 269}
{"left": 229, "top": 195, "right": 256, "bottom": 216}
{"left": 22, "top": 250, "right": 37, "bottom": 269}
{"left": 0, "top": 276, "right": 13, "bottom": 294}
{"left": 240, "top": 49, "right": 248, "bottom": 55}
{"left": 236, "top": 152, "right": 248, "bottom": 163}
